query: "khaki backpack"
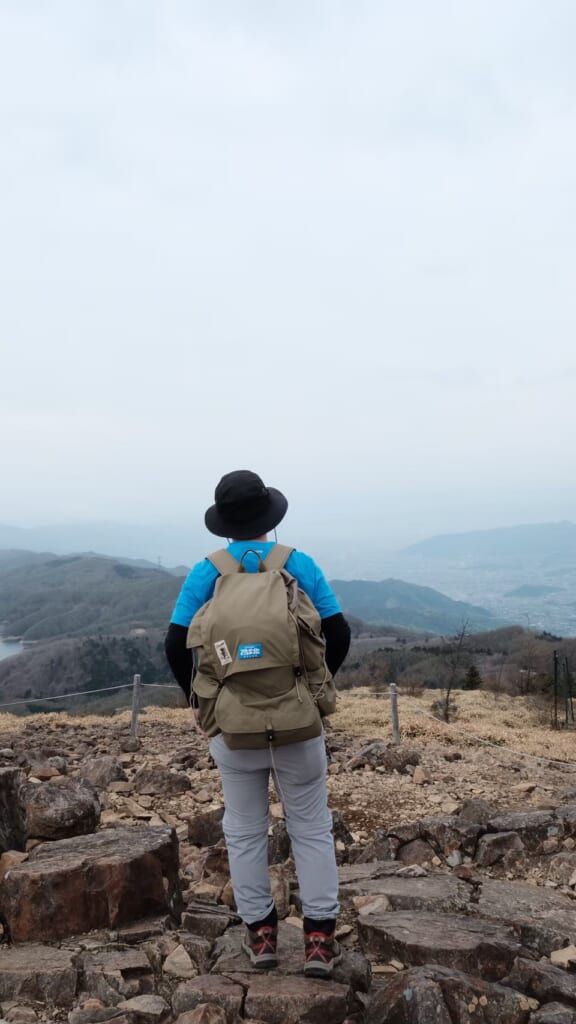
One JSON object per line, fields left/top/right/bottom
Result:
{"left": 186, "top": 544, "right": 337, "bottom": 749}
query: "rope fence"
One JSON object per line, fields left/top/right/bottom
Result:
{"left": 0, "top": 676, "right": 574, "bottom": 772}
{"left": 0, "top": 679, "right": 180, "bottom": 711}
{"left": 367, "top": 688, "right": 576, "bottom": 772}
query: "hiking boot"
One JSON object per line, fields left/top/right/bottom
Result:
{"left": 242, "top": 925, "right": 278, "bottom": 969}
{"left": 304, "top": 930, "right": 342, "bottom": 979}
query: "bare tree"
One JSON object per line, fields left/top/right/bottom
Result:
{"left": 435, "top": 620, "right": 470, "bottom": 723}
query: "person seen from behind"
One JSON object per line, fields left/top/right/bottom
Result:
{"left": 165, "top": 470, "right": 351, "bottom": 978}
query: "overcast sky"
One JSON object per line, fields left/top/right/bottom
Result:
{"left": 2, "top": 0, "right": 576, "bottom": 552}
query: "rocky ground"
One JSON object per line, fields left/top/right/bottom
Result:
{"left": 0, "top": 693, "right": 575, "bottom": 1023}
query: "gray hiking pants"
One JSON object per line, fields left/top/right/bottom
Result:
{"left": 209, "top": 733, "right": 340, "bottom": 924}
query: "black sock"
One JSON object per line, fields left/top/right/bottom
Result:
{"left": 247, "top": 906, "right": 278, "bottom": 932}
{"left": 304, "top": 916, "right": 336, "bottom": 936}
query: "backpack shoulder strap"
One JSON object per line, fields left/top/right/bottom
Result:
{"left": 206, "top": 549, "right": 241, "bottom": 576}
{"left": 263, "top": 544, "right": 295, "bottom": 572}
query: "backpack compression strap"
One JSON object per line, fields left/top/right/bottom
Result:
{"left": 263, "top": 544, "right": 295, "bottom": 571}
{"left": 206, "top": 549, "right": 242, "bottom": 576}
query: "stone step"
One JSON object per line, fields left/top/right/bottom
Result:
{"left": 366, "top": 965, "right": 537, "bottom": 1024}
{"left": 0, "top": 945, "right": 77, "bottom": 1007}
{"left": 0, "top": 826, "right": 180, "bottom": 942}
{"left": 359, "top": 911, "right": 524, "bottom": 980}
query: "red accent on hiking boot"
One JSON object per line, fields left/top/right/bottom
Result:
{"left": 304, "top": 930, "right": 342, "bottom": 979}
{"left": 242, "top": 925, "right": 278, "bottom": 968}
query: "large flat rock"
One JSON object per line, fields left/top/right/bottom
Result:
{"left": 387, "top": 816, "right": 482, "bottom": 857}
{"left": 337, "top": 861, "right": 400, "bottom": 884}
{"left": 172, "top": 976, "right": 245, "bottom": 1024}
{"left": 367, "top": 965, "right": 534, "bottom": 1024}
{"left": 0, "top": 944, "right": 77, "bottom": 1006}
{"left": 503, "top": 958, "right": 576, "bottom": 1008}
{"left": 243, "top": 974, "right": 350, "bottom": 1024}
{"left": 473, "top": 879, "right": 576, "bottom": 956}
{"left": 486, "top": 811, "right": 560, "bottom": 851}
{"left": 78, "top": 947, "right": 155, "bottom": 1007}
{"left": 0, "top": 826, "right": 180, "bottom": 941}
{"left": 339, "top": 874, "right": 469, "bottom": 914}
{"left": 358, "top": 911, "right": 524, "bottom": 980}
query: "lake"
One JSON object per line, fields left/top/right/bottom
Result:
{"left": 0, "top": 638, "right": 23, "bottom": 661}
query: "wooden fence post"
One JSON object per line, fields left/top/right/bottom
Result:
{"left": 390, "top": 681, "right": 401, "bottom": 745}
{"left": 130, "top": 674, "right": 141, "bottom": 737}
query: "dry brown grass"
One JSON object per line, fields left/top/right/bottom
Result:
{"left": 332, "top": 688, "right": 576, "bottom": 763}
{"left": 0, "top": 691, "right": 574, "bottom": 765}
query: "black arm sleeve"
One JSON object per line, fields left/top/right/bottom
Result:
{"left": 321, "top": 612, "right": 351, "bottom": 676}
{"left": 166, "top": 612, "right": 351, "bottom": 702}
{"left": 164, "top": 623, "right": 194, "bottom": 704}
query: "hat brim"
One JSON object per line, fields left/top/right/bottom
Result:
{"left": 204, "top": 487, "right": 288, "bottom": 540}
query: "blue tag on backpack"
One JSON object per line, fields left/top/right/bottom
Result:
{"left": 238, "top": 643, "right": 263, "bottom": 660}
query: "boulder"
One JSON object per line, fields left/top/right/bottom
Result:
{"left": 531, "top": 1004, "right": 576, "bottom": 1023}
{"left": 132, "top": 767, "right": 192, "bottom": 797}
{"left": 0, "top": 768, "right": 26, "bottom": 854}
{"left": 351, "top": 832, "right": 399, "bottom": 864}
{"left": 548, "top": 852, "right": 576, "bottom": 884}
{"left": 367, "top": 970, "right": 452, "bottom": 1024}
{"left": 0, "top": 826, "right": 180, "bottom": 942}
{"left": 388, "top": 816, "right": 482, "bottom": 858}
{"left": 395, "top": 839, "right": 435, "bottom": 866}
{"left": 163, "top": 945, "right": 197, "bottom": 979}
{"left": 243, "top": 974, "right": 350, "bottom": 1024}
{"left": 115, "top": 994, "right": 170, "bottom": 1022}
{"left": 0, "top": 945, "right": 77, "bottom": 1007}
{"left": 346, "top": 741, "right": 419, "bottom": 773}
{"left": 486, "top": 811, "right": 560, "bottom": 852}
{"left": 367, "top": 965, "right": 535, "bottom": 1024}
{"left": 181, "top": 901, "right": 239, "bottom": 940}
{"left": 475, "top": 831, "right": 525, "bottom": 867}
{"left": 187, "top": 809, "right": 224, "bottom": 847}
{"left": 340, "top": 875, "right": 468, "bottom": 915}
{"left": 474, "top": 879, "right": 576, "bottom": 956}
{"left": 172, "top": 976, "right": 245, "bottom": 1024}
{"left": 174, "top": 1008, "right": 227, "bottom": 1024}
{"left": 79, "top": 949, "right": 154, "bottom": 1007}
{"left": 503, "top": 958, "right": 576, "bottom": 1008}
{"left": 80, "top": 756, "right": 127, "bottom": 790}
{"left": 22, "top": 777, "right": 100, "bottom": 840}
{"left": 358, "top": 911, "right": 523, "bottom": 980}
{"left": 338, "top": 861, "right": 399, "bottom": 885}
{"left": 458, "top": 798, "right": 495, "bottom": 825}
{"left": 556, "top": 804, "right": 576, "bottom": 836}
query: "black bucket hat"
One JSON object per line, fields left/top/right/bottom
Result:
{"left": 204, "top": 470, "right": 288, "bottom": 540}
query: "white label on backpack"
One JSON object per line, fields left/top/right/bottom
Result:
{"left": 238, "top": 643, "right": 263, "bottom": 660}
{"left": 214, "top": 640, "right": 233, "bottom": 666}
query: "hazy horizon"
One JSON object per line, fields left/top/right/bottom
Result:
{"left": 2, "top": 2, "right": 576, "bottom": 538}
{"left": 2, "top": 514, "right": 576, "bottom": 575}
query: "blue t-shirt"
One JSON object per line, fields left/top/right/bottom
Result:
{"left": 170, "top": 540, "right": 341, "bottom": 627}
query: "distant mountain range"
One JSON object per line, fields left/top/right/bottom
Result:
{"left": 0, "top": 548, "right": 505, "bottom": 646}
{"left": 331, "top": 578, "right": 503, "bottom": 634}
{"left": 404, "top": 521, "right": 576, "bottom": 564}
{"left": 0, "top": 522, "right": 202, "bottom": 569}
{"left": 0, "top": 547, "right": 507, "bottom": 707}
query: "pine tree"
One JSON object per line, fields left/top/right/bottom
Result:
{"left": 462, "top": 665, "right": 482, "bottom": 690}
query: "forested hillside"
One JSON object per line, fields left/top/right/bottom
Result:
{"left": 0, "top": 554, "right": 185, "bottom": 640}
{"left": 331, "top": 578, "right": 504, "bottom": 633}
